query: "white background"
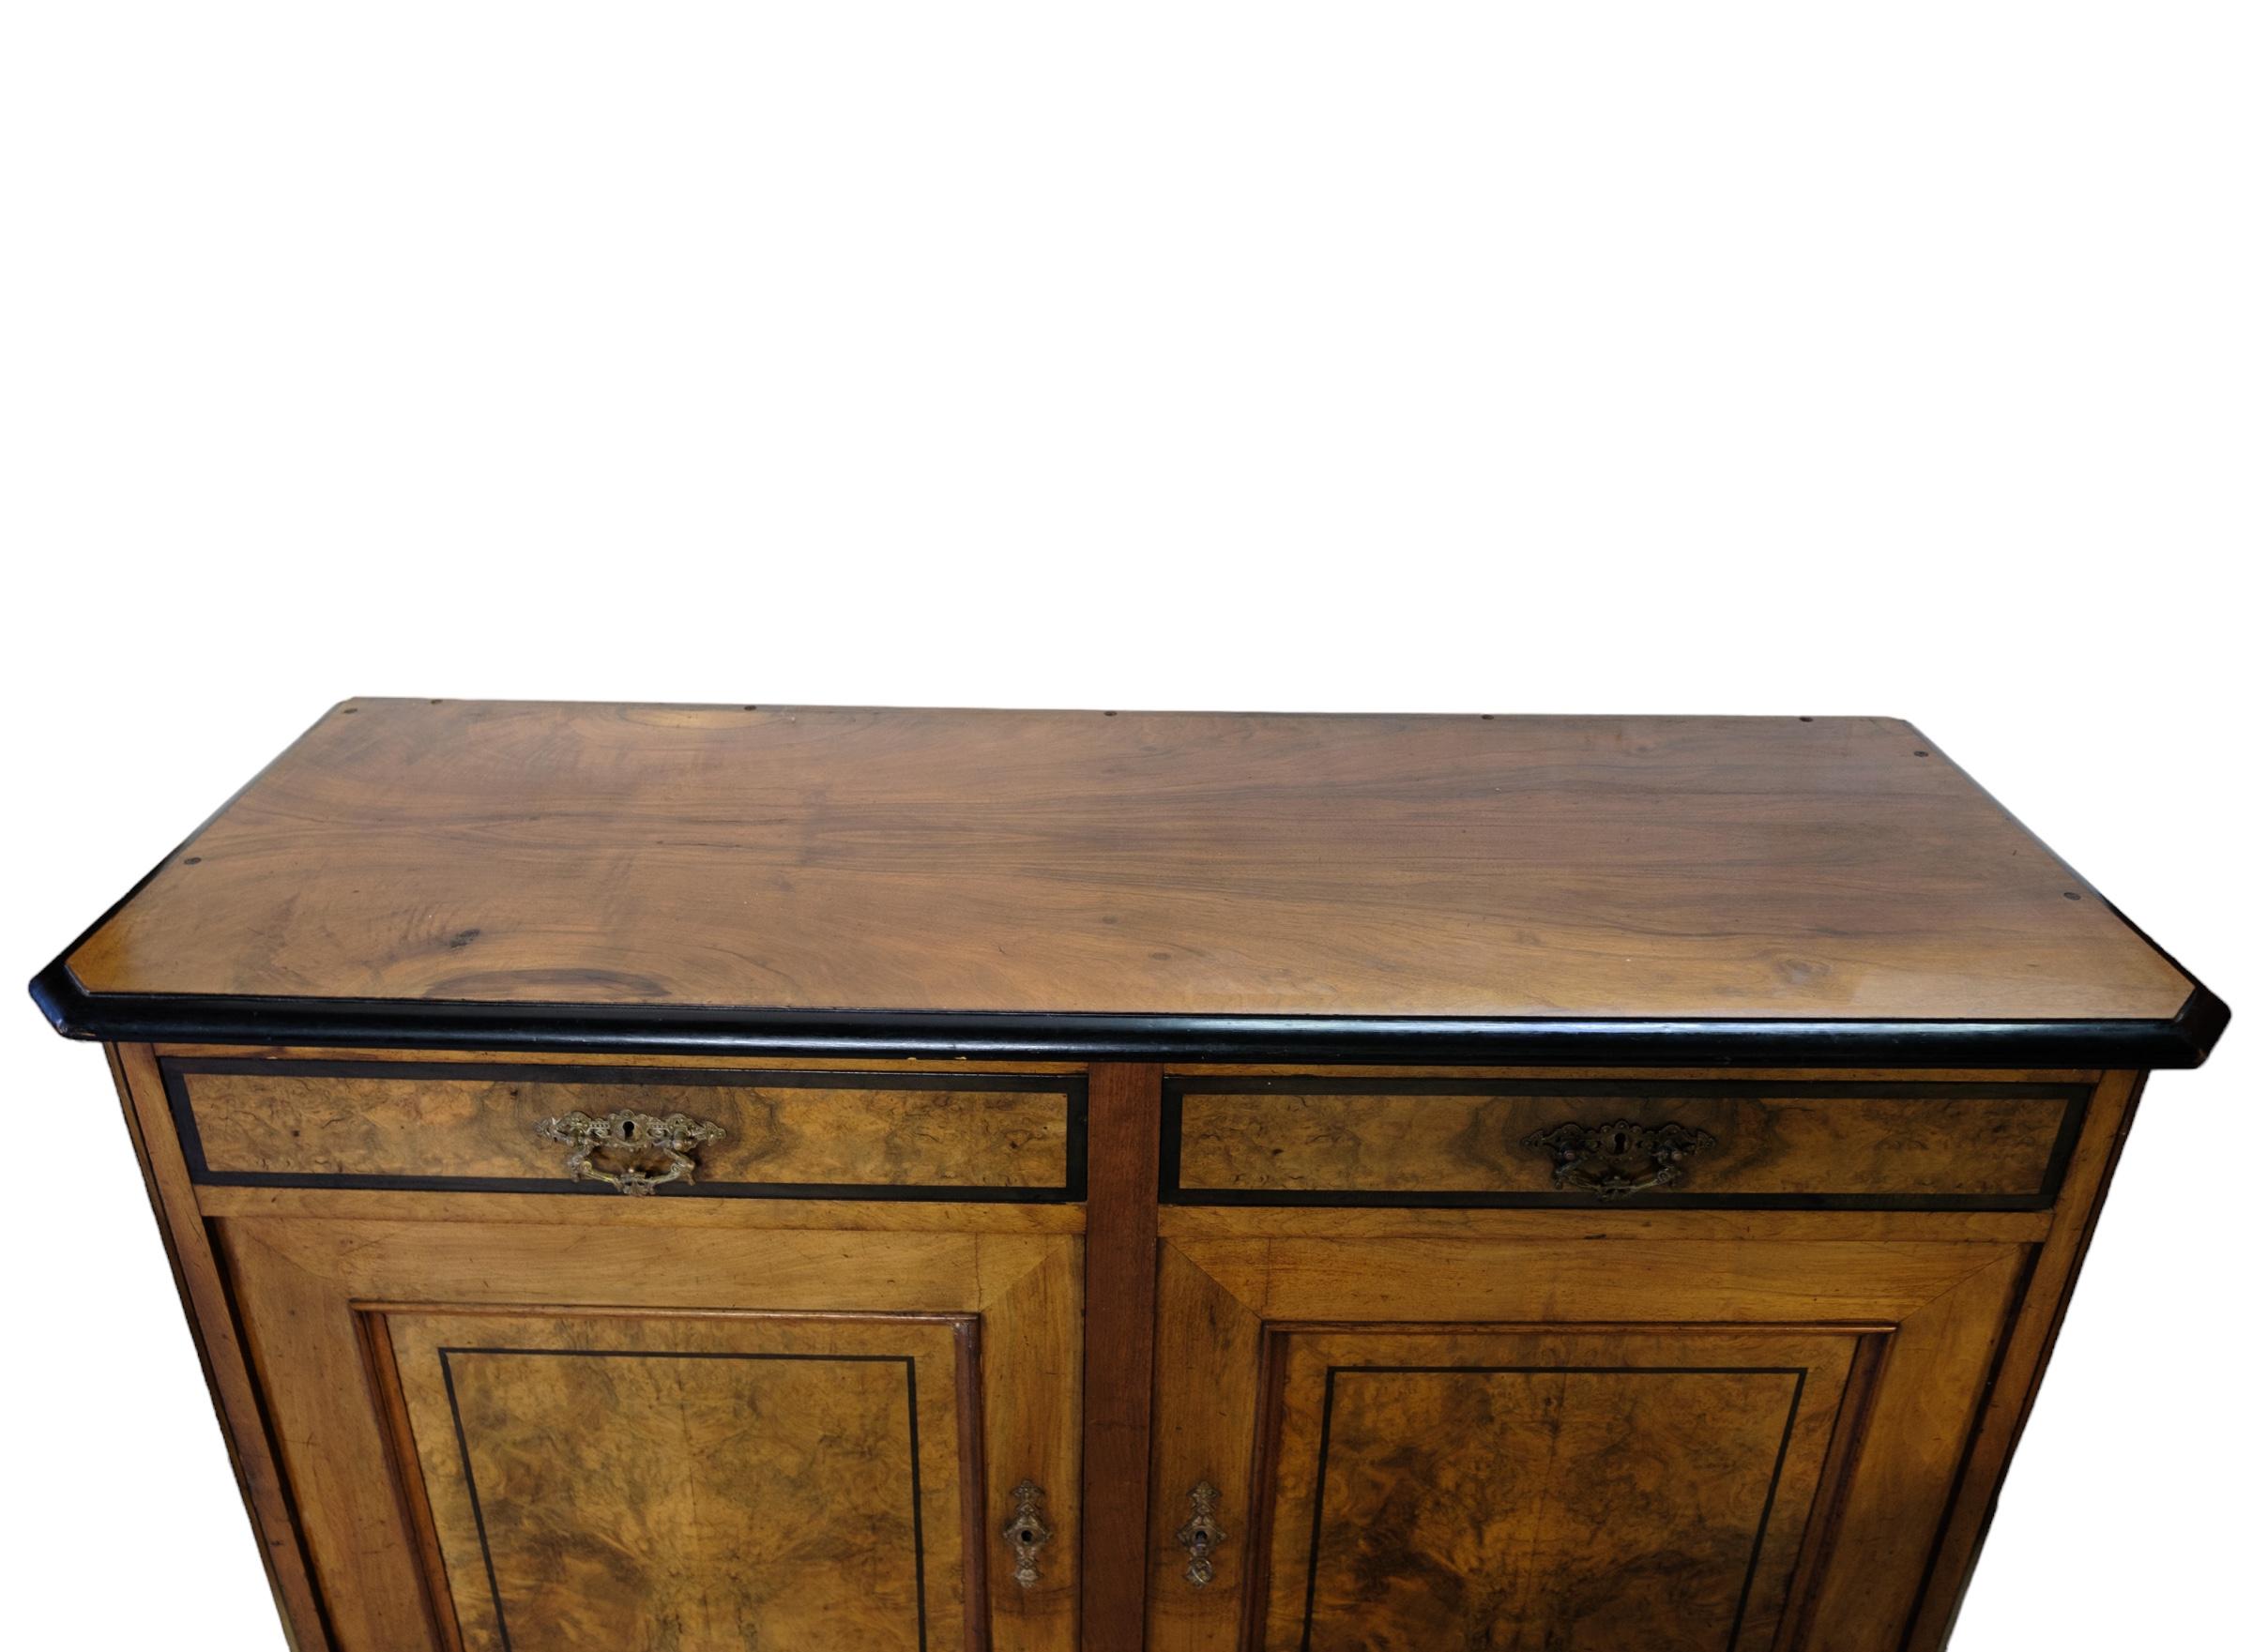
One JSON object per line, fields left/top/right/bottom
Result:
{"left": 2, "top": 4, "right": 2244, "bottom": 1644}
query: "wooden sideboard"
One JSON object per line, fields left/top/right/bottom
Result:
{"left": 32, "top": 703, "right": 2228, "bottom": 1652}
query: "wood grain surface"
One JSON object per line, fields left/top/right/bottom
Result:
{"left": 89, "top": 1030, "right": 2168, "bottom": 1652}
{"left": 220, "top": 1219, "right": 1081, "bottom": 1652}
{"left": 175, "top": 1062, "right": 1075, "bottom": 1192}
{"left": 1902, "top": 1068, "right": 2144, "bottom": 1649}
{"left": 1081, "top": 1064, "right": 1163, "bottom": 1652}
{"left": 1144, "top": 1233, "right": 2026, "bottom": 1652}
{"left": 1172, "top": 1082, "right": 2079, "bottom": 1204}
{"left": 1255, "top": 1328, "right": 1859, "bottom": 1652}
{"left": 104, "top": 1044, "right": 334, "bottom": 1647}
{"left": 381, "top": 1309, "right": 971, "bottom": 1652}
{"left": 64, "top": 702, "right": 2193, "bottom": 1023}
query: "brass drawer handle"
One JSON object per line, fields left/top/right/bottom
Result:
{"left": 1001, "top": 1480, "right": 1055, "bottom": 1587}
{"left": 1524, "top": 1119, "right": 1717, "bottom": 1201}
{"left": 535, "top": 1109, "right": 726, "bottom": 1195}
{"left": 1176, "top": 1480, "right": 1225, "bottom": 1587}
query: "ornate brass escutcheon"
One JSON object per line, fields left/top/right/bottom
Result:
{"left": 1176, "top": 1480, "right": 1225, "bottom": 1587}
{"left": 1001, "top": 1479, "right": 1055, "bottom": 1587}
{"left": 1523, "top": 1118, "right": 1717, "bottom": 1200}
{"left": 535, "top": 1108, "right": 726, "bottom": 1195}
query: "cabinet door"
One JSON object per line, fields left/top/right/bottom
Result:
{"left": 1258, "top": 1327, "right": 1858, "bottom": 1652}
{"left": 377, "top": 1308, "right": 974, "bottom": 1651}
{"left": 218, "top": 1216, "right": 1080, "bottom": 1652}
{"left": 1147, "top": 1234, "right": 2023, "bottom": 1652}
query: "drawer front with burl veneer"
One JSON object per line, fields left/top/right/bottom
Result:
{"left": 1162, "top": 1074, "right": 2090, "bottom": 1209}
{"left": 164, "top": 1058, "right": 1086, "bottom": 1201}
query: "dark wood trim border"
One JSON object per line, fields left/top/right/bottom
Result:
{"left": 161, "top": 1058, "right": 1089, "bottom": 1204}
{"left": 1080, "top": 1063, "right": 1163, "bottom": 1652}
{"left": 1160, "top": 1077, "right": 2093, "bottom": 1212}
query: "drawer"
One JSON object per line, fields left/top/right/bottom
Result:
{"left": 1162, "top": 1076, "right": 2090, "bottom": 1209}
{"left": 164, "top": 1058, "right": 1086, "bottom": 1201}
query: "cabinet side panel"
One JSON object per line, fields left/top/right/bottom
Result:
{"left": 1902, "top": 1068, "right": 2148, "bottom": 1650}
{"left": 107, "top": 1042, "right": 331, "bottom": 1650}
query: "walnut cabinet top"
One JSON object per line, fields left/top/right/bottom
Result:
{"left": 32, "top": 700, "right": 2226, "bottom": 1066}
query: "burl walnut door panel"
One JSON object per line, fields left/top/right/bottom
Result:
{"left": 217, "top": 1218, "right": 1080, "bottom": 1652}
{"left": 1254, "top": 1328, "right": 1861, "bottom": 1652}
{"left": 375, "top": 1309, "right": 974, "bottom": 1651}
{"left": 1148, "top": 1235, "right": 2024, "bottom": 1652}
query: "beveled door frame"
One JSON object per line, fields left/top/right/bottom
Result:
{"left": 1237, "top": 1319, "right": 1889, "bottom": 1651}
{"left": 1143, "top": 1228, "right": 2028, "bottom": 1652}
{"left": 214, "top": 1214, "right": 1082, "bottom": 1652}
{"left": 359, "top": 1302, "right": 987, "bottom": 1652}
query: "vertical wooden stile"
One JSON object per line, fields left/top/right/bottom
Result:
{"left": 1081, "top": 1063, "right": 1164, "bottom": 1651}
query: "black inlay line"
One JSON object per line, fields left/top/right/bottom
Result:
{"left": 1297, "top": 1363, "right": 1811, "bottom": 1652}
{"left": 1297, "top": 1365, "right": 1344, "bottom": 1651}
{"left": 178, "top": 1168, "right": 1077, "bottom": 1203}
{"left": 160, "top": 1058, "right": 1088, "bottom": 1203}
{"left": 437, "top": 1350, "right": 511, "bottom": 1652}
{"left": 2034, "top": 1086, "right": 2092, "bottom": 1205}
{"left": 1162, "top": 1079, "right": 2092, "bottom": 1211}
{"left": 905, "top": 1354, "right": 929, "bottom": 1648}
{"left": 166, "top": 1062, "right": 216, "bottom": 1183}
{"left": 436, "top": 1346, "right": 931, "bottom": 1652}
{"left": 1166, "top": 1188, "right": 2065, "bottom": 1213}
{"left": 170, "top": 1056, "right": 1079, "bottom": 1094}
{"left": 1727, "top": 1369, "right": 1808, "bottom": 1651}
{"left": 1166, "top": 1077, "right": 2092, "bottom": 1098}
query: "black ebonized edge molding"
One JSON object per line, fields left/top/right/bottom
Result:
{"left": 29, "top": 960, "right": 2232, "bottom": 1068}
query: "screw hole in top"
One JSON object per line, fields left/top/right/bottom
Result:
{"left": 1913, "top": 750, "right": 1929, "bottom": 757}
{"left": 1103, "top": 710, "right": 1118, "bottom": 717}
{"left": 2063, "top": 891, "right": 2083, "bottom": 901}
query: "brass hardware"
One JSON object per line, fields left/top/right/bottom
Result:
{"left": 1176, "top": 1480, "right": 1225, "bottom": 1587}
{"left": 1524, "top": 1118, "right": 1717, "bottom": 1200}
{"left": 1001, "top": 1479, "right": 1055, "bottom": 1587}
{"left": 535, "top": 1109, "right": 726, "bottom": 1195}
